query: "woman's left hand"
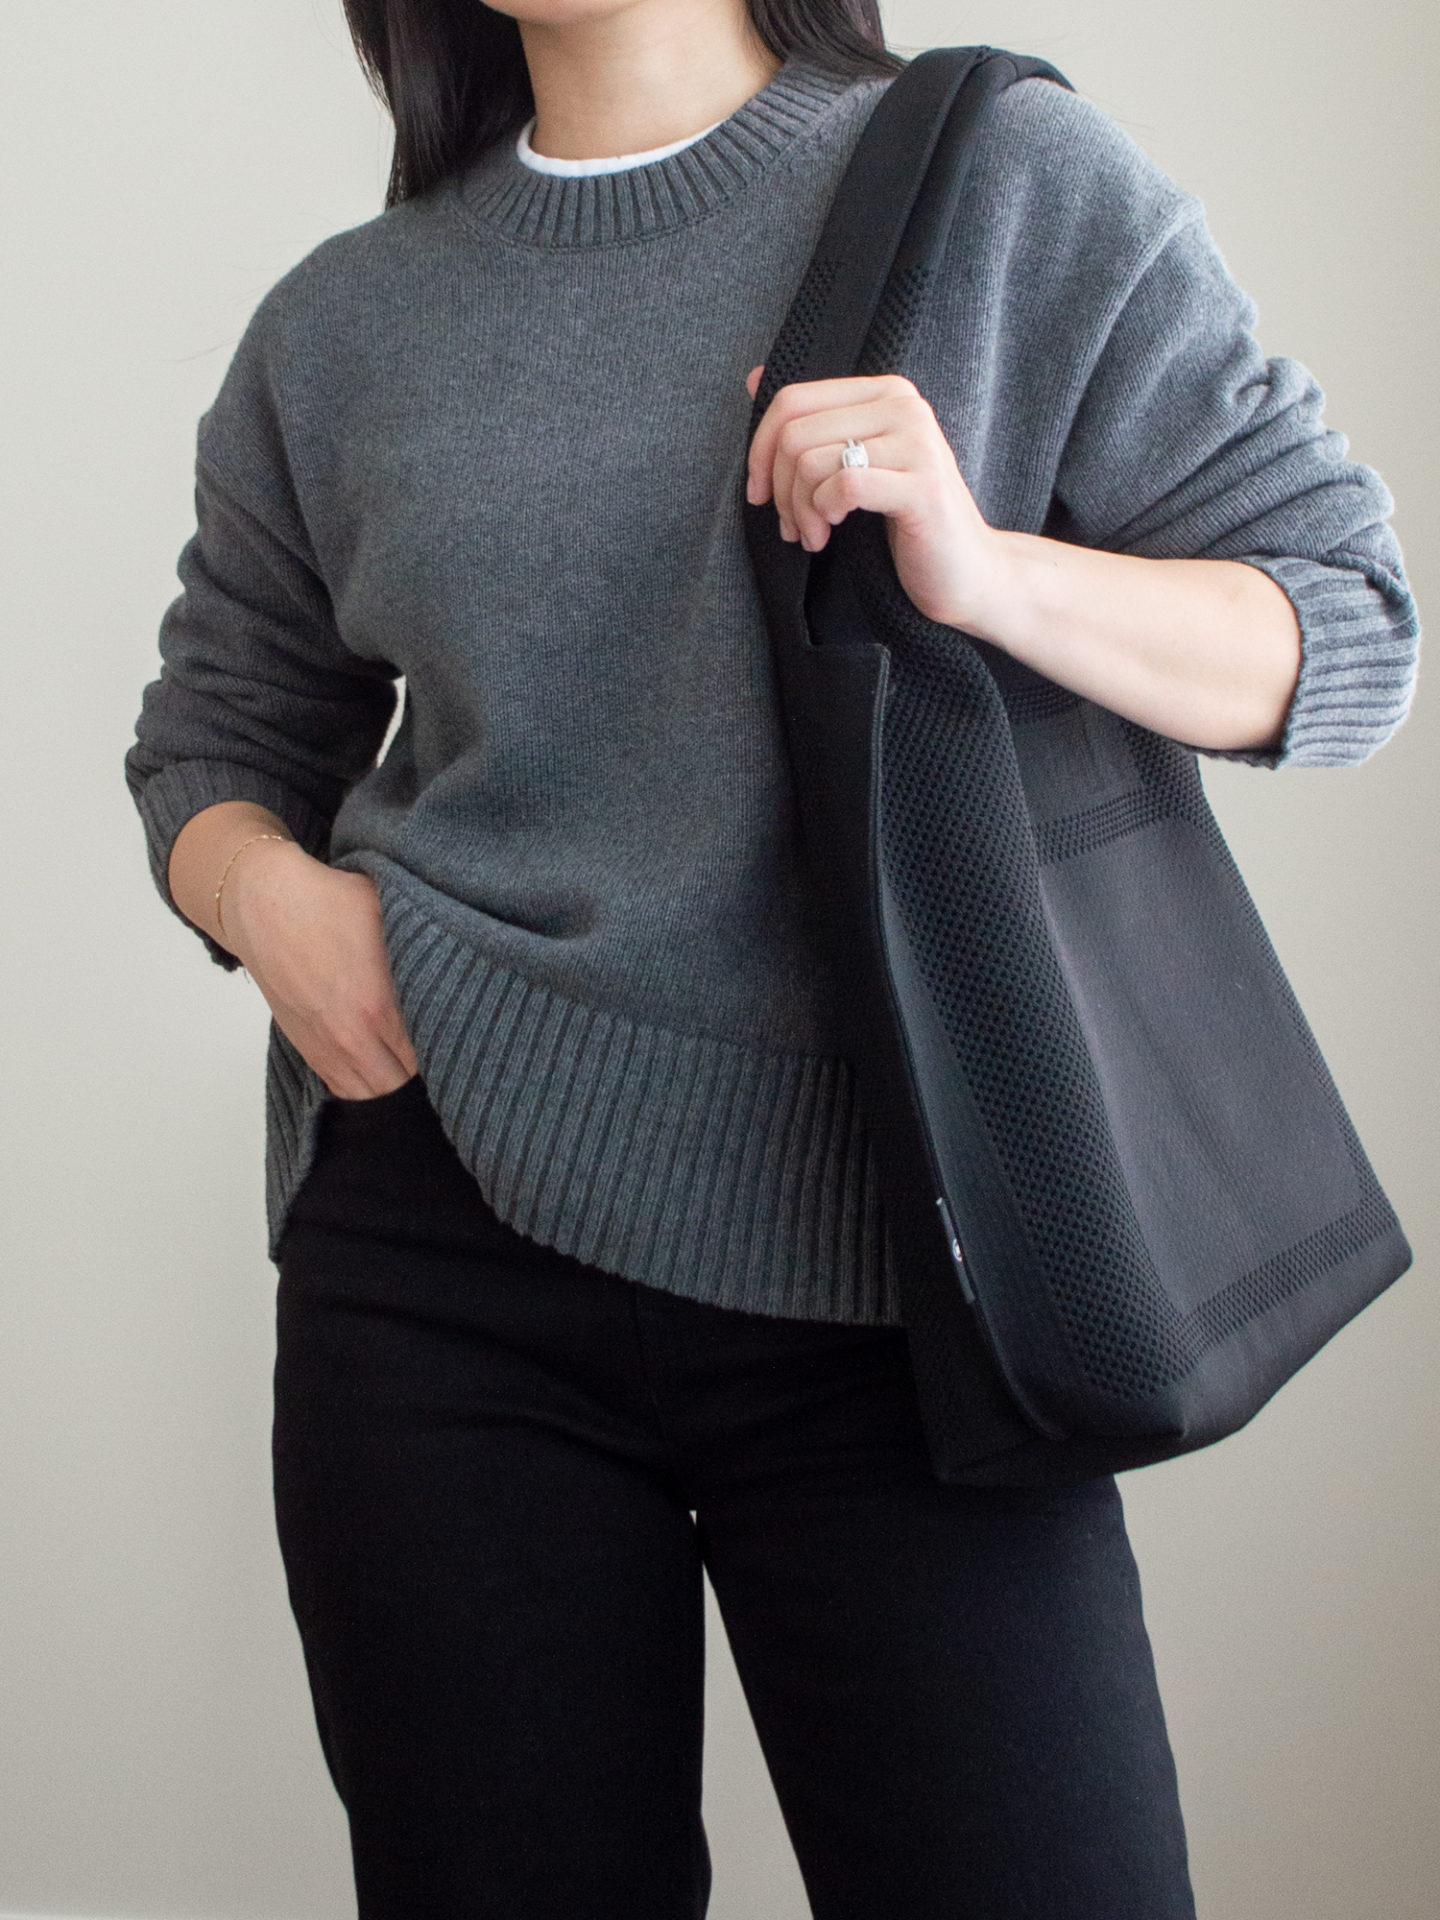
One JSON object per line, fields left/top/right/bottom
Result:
{"left": 743, "top": 364, "right": 999, "bottom": 632}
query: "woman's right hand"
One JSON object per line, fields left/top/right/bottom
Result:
{"left": 168, "top": 802, "right": 418, "bottom": 1100}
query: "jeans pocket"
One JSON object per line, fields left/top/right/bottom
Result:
{"left": 281, "top": 1074, "right": 431, "bottom": 1262}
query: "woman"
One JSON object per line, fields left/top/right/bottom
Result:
{"left": 125, "top": 0, "right": 1418, "bottom": 1914}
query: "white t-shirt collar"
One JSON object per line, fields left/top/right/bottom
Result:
{"left": 515, "top": 111, "right": 728, "bottom": 178}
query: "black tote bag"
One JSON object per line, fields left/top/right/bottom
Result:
{"left": 742, "top": 46, "right": 1413, "bottom": 1484}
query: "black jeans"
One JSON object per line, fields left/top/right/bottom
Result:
{"left": 273, "top": 1074, "right": 1195, "bottom": 1920}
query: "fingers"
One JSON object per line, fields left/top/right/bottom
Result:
{"left": 745, "top": 373, "right": 922, "bottom": 503}
{"left": 802, "top": 462, "right": 946, "bottom": 552}
{"left": 783, "top": 430, "right": 920, "bottom": 548}
{"left": 310, "top": 962, "right": 419, "bottom": 1096}
{"left": 358, "top": 1049, "right": 420, "bottom": 1098}
{"left": 745, "top": 375, "right": 951, "bottom": 548}
{"left": 291, "top": 992, "right": 416, "bottom": 1100}
{"left": 772, "top": 416, "right": 912, "bottom": 541}
{"left": 303, "top": 1034, "right": 415, "bottom": 1102}
{"left": 236, "top": 860, "right": 420, "bottom": 1100}
{"left": 264, "top": 1015, "right": 397, "bottom": 1100}
{"left": 377, "top": 996, "right": 420, "bottom": 1081}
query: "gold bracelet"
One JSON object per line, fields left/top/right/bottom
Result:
{"left": 214, "top": 832, "right": 294, "bottom": 937}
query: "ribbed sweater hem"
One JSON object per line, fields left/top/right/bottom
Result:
{"left": 265, "top": 863, "right": 902, "bottom": 1326}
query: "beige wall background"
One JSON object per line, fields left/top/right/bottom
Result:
{"left": 1, "top": 1, "right": 1433, "bottom": 1915}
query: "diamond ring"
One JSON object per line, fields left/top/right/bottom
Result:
{"left": 840, "top": 437, "right": 869, "bottom": 469}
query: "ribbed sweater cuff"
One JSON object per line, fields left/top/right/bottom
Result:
{"left": 1216, "top": 555, "right": 1420, "bottom": 769}
{"left": 133, "top": 758, "right": 334, "bottom": 970}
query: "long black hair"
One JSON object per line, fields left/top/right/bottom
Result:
{"left": 341, "top": 0, "right": 902, "bottom": 207}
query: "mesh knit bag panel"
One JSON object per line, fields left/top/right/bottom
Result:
{"left": 838, "top": 505, "right": 1402, "bottom": 1438}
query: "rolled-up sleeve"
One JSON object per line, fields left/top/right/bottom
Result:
{"left": 1052, "top": 207, "right": 1420, "bottom": 768}
{"left": 126, "top": 329, "right": 398, "bottom": 969}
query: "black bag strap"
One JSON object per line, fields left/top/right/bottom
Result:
{"left": 744, "top": 47, "right": 1070, "bottom": 621}
{"left": 751, "top": 45, "right": 1070, "bottom": 408}
{"left": 739, "top": 49, "right": 1075, "bottom": 1478}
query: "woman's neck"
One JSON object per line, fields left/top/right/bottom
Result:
{"left": 516, "top": 0, "right": 781, "bottom": 163}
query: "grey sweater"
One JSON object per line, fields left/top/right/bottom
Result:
{"left": 126, "top": 53, "right": 1420, "bottom": 1323}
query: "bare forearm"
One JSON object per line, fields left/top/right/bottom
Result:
{"left": 168, "top": 800, "right": 296, "bottom": 954}
{"left": 964, "top": 534, "right": 1303, "bottom": 753}
{"left": 744, "top": 370, "right": 1304, "bottom": 755}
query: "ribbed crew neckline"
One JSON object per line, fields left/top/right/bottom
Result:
{"left": 456, "top": 54, "right": 871, "bottom": 248}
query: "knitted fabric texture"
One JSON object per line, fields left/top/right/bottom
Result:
{"left": 126, "top": 54, "right": 1420, "bottom": 1322}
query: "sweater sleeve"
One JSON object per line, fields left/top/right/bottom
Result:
{"left": 1050, "top": 205, "right": 1420, "bottom": 768}
{"left": 125, "top": 321, "right": 399, "bottom": 970}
